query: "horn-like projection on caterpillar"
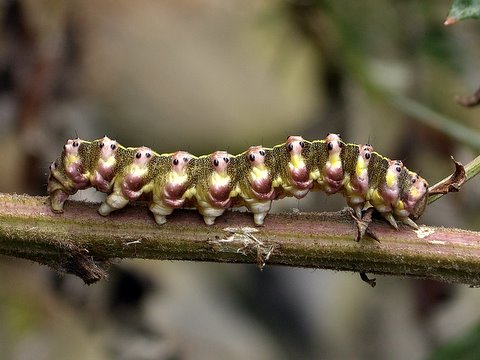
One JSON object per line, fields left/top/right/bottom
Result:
{"left": 47, "top": 134, "right": 429, "bottom": 236}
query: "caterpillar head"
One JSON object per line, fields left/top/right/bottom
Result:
{"left": 359, "top": 144, "right": 373, "bottom": 162}
{"left": 407, "top": 172, "right": 429, "bottom": 219}
{"left": 63, "top": 138, "right": 83, "bottom": 156}
{"left": 134, "top": 147, "right": 154, "bottom": 166}
{"left": 388, "top": 160, "right": 404, "bottom": 175}
{"left": 286, "top": 136, "right": 306, "bottom": 155}
{"left": 172, "top": 151, "right": 193, "bottom": 173}
{"left": 99, "top": 136, "right": 118, "bottom": 159}
{"left": 211, "top": 151, "right": 231, "bottom": 173}
{"left": 385, "top": 159, "right": 404, "bottom": 188}
{"left": 247, "top": 146, "right": 267, "bottom": 167}
{"left": 325, "top": 133, "right": 343, "bottom": 154}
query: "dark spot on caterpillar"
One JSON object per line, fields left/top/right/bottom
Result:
{"left": 259, "top": 150, "right": 266, "bottom": 157}
{"left": 100, "top": 143, "right": 104, "bottom": 148}
{"left": 396, "top": 166, "right": 402, "bottom": 173}
{"left": 146, "top": 153, "right": 151, "bottom": 158}
{"left": 213, "top": 159, "right": 219, "bottom": 167}
{"left": 224, "top": 157, "right": 229, "bottom": 163}
{"left": 299, "top": 141, "right": 305, "bottom": 148}
{"left": 183, "top": 157, "right": 189, "bottom": 163}
{"left": 136, "top": 152, "right": 142, "bottom": 159}
{"left": 366, "top": 143, "right": 371, "bottom": 147}
{"left": 339, "top": 142, "right": 344, "bottom": 148}
{"left": 412, "top": 178, "right": 416, "bottom": 183}
{"left": 327, "top": 142, "right": 333, "bottom": 151}
{"left": 73, "top": 141, "right": 79, "bottom": 147}
{"left": 288, "top": 143, "right": 294, "bottom": 152}
{"left": 173, "top": 158, "right": 179, "bottom": 165}
{"left": 249, "top": 154, "right": 255, "bottom": 162}
{"left": 111, "top": 144, "right": 116, "bottom": 150}
{"left": 365, "top": 152, "right": 371, "bottom": 160}
{"left": 424, "top": 182, "right": 428, "bottom": 188}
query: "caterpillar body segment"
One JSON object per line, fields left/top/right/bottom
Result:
{"left": 47, "top": 134, "right": 429, "bottom": 232}
{"left": 90, "top": 136, "right": 120, "bottom": 193}
{"left": 148, "top": 151, "right": 194, "bottom": 225}
{"left": 343, "top": 144, "right": 373, "bottom": 218}
{"left": 98, "top": 146, "right": 156, "bottom": 216}
{"left": 191, "top": 151, "right": 235, "bottom": 225}
{"left": 280, "top": 136, "right": 313, "bottom": 199}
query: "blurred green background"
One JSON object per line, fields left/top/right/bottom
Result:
{"left": 1, "top": 0, "right": 480, "bottom": 359}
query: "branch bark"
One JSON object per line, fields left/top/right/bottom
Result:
{"left": 1, "top": 193, "right": 480, "bottom": 286}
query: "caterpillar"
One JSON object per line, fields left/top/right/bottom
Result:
{"left": 47, "top": 134, "right": 429, "bottom": 232}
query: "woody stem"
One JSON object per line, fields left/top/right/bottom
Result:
{"left": 1, "top": 193, "right": 480, "bottom": 285}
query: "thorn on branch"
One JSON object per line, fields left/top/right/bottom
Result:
{"left": 360, "top": 272, "right": 377, "bottom": 287}
{"left": 62, "top": 248, "right": 109, "bottom": 285}
{"left": 350, "top": 208, "right": 380, "bottom": 242}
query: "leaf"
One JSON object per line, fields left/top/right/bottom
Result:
{"left": 428, "top": 157, "right": 466, "bottom": 196}
{"left": 456, "top": 86, "right": 480, "bottom": 107}
{"left": 445, "top": 0, "right": 480, "bottom": 25}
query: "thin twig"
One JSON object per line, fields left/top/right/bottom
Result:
{"left": 1, "top": 193, "right": 480, "bottom": 285}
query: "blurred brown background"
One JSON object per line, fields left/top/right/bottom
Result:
{"left": 1, "top": 0, "right": 480, "bottom": 359}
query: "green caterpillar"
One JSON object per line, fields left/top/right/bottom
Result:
{"left": 47, "top": 134, "right": 429, "bottom": 231}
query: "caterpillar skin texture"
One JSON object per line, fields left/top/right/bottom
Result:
{"left": 47, "top": 134, "right": 429, "bottom": 230}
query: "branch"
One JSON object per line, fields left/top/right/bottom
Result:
{"left": 1, "top": 193, "right": 480, "bottom": 286}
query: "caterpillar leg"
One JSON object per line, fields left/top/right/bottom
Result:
{"left": 198, "top": 206, "right": 226, "bottom": 225}
{"left": 98, "top": 192, "right": 129, "bottom": 216}
{"left": 246, "top": 200, "right": 272, "bottom": 226}
{"left": 399, "top": 217, "right": 419, "bottom": 230}
{"left": 148, "top": 202, "right": 174, "bottom": 225}
{"left": 381, "top": 212, "right": 399, "bottom": 230}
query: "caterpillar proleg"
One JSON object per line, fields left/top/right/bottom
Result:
{"left": 47, "top": 134, "right": 429, "bottom": 232}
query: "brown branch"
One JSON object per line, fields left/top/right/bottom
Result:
{"left": 1, "top": 193, "right": 480, "bottom": 286}
{"left": 456, "top": 87, "right": 480, "bottom": 108}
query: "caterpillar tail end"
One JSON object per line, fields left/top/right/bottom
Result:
{"left": 47, "top": 175, "right": 72, "bottom": 213}
{"left": 49, "top": 189, "right": 69, "bottom": 213}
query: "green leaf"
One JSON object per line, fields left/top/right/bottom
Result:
{"left": 445, "top": 0, "right": 480, "bottom": 25}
